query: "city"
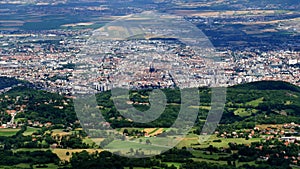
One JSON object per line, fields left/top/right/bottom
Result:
{"left": 0, "top": 0, "right": 300, "bottom": 169}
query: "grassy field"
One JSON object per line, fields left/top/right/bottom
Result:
{"left": 233, "top": 108, "right": 257, "bottom": 117}
{"left": 197, "top": 135, "right": 261, "bottom": 148}
{"left": 0, "top": 163, "right": 58, "bottom": 169}
{"left": 105, "top": 133, "right": 262, "bottom": 151}
{"left": 192, "top": 157, "right": 257, "bottom": 167}
{"left": 151, "top": 128, "right": 164, "bottom": 135}
{"left": 163, "top": 162, "right": 182, "bottom": 169}
{"left": 246, "top": 97, "right": 264, "bottom": 107}
{"left": 83, "top": 137, "right": 105, "bottom": 146}
{"left": 0, "top": 128, "right": 20, "bottom": 137}
{"left": 119, "top": 128, "right": 164, "bottom": 136}
{"left": 192, "top": 157, "right": 228, "bottom": 165}
{"left": 143, "top": 128, "right": 157, "bottom": 134}
{"left": 52, "top": 148, "right": 103, "bottom": 161}
{"left": 227, "top": 97, "right": 264, "bottom": 117}
{"left": 191, "top": 150, "right": 229, "bottom": 160}
{"left": 176, "top": 134, "right": 200, "bottom": 148}
{"left": 14, "top": 148, "right": 102, "bottom": 162}
{"left": 105, "top": 139, "right": 175, "bottom": 156}
{"left": 146, "top": 128, "right": 164, "bottom": 136}
{"left": 51, "top": 129, "right": 72, "bottom": 137}
{"left": 23, "top": 127, "right": 40, "bottom": 136}
{"left": 189, "top": 106, "right": 211, "bottom": 110}
{"left": 14, "top": 148, "right": 49, "bottom": 152}
{"left": 164, "top": 134, "right": 262, "bottom": 149}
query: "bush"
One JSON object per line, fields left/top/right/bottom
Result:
{"left": 213, "top": 139, "right": 222, "bottom": 142}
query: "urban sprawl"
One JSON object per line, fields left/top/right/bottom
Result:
{"left": 0, "top": 30, "right": 299, "bottom": 95}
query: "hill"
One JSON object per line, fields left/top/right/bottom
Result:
{"left": 230, "top": 80, "right": 300, "bottom": 92}
{"left": 0, "top": 77, "right": 29, "bottom": 90}
{"left": 220, "top": 81, "right": 300, "bottom": 128}
{"left": 92, "top": 81, "right": 300, "bottom": 128}
{"left": 0, "top": 86, "right": 77, "bottom": 126}
{"left": 0, "top": 80, "right": 299, "bottom": 129}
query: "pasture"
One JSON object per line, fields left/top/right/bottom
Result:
{"left": 197, "top": 135, "right": 261, "bottom": 148}
{"left": 104, "top": 139, "right": 175, "bottom": 156}
{"left": 23, "top": 127, "right": 40, "bottom": 136}
{"left": 52, "top": 149, "right": 103, "bottom": 161}
{"left": 246, "top": 97, "right": 264, "bottom": 107}
{"left": 0, "top": 128, "right": 20, "bottom": 137}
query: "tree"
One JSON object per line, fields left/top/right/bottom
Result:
{"left": 123, "top": 129, "right": 129, "bottom": 135}
{"left": 146, "top": 139, "right": 151, "bottom": 145}
{"left": 227, "top": 160, "right": 232, "bottom": 166}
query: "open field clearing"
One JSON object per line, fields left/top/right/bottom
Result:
{"left": 191, "top": 150, "right": 229, "bottom": 160}
{"left": 192, "top": 157, "right": 227, "bottom": 165}
{"left": 189, "top": 105, "right": 211, "bottom": 110}
{"left": 246, "top": 97, "right": 264, "bottom": 107}
{"left": 105, "top": 140, "right": 168, "bottom": 156}
{"left": 234, "top": 108, "right": 257, "bottom": 117}
{"left": 176, "top": 134, "right": 200, "bottom": 148}
{"left": 14, "top": 148, "right": 103, "bottom": 161}
{"left": 178, "top": 135, "right": 261, "bottom": 149}
{"left": 163, "top": 162, "right": 182, "bottom": 168}
{"left": 0, "top": 128, "right": 20, "bottom": 137}
{"left": 83, "top": 137, "right": 105, "bottom": 146}
{"left": 51, "top": 129, "right": 72, "bottom": 137}
{"left": 23, "top": 127, "right": 40, "bottom": 136}
{"left": 14, "top": 148, "right": 49, "bottom": 152}
{"left": 142, "top": 128, "right": 165, "bottom": 136}
{"left": 143, "top": 128, "right": 157, "bottom": 134}
{"left": 148, "top": 128, "right": 164, "bottom": 136}
{"left": 105, "top": 137, "right": 185, "bottom": 156}
{"left": 0, "top": 163, "right": 58, "bottom": 169}
{"left": 192, "top": 157, "right": 257, "bottom": 167}
{"left": 197, "top": 135, "right": 262, "bottom": 148}
{"left": 53, "top": 149, "right": 103, "bottom": 161}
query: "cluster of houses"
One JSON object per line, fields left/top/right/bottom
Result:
{"left": 217, "top": 123, "right": 300, "bottom": 140}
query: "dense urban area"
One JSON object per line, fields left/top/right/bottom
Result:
{"left": 0, "top": 0, "right": 299, "bottom": 169}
